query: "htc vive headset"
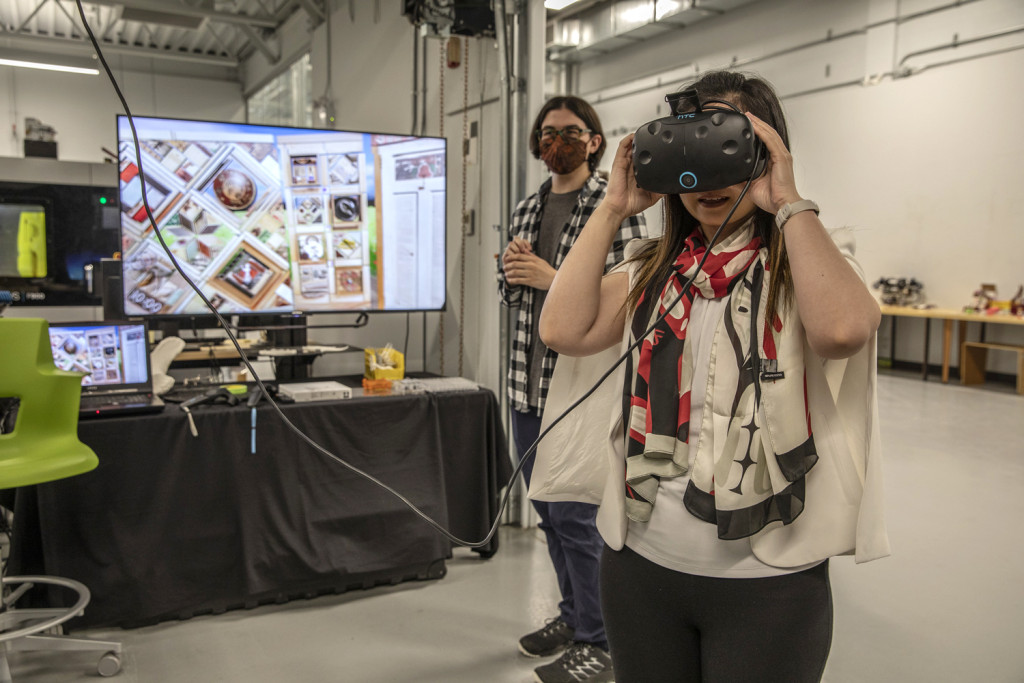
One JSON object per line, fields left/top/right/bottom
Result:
{"left": 632, "top": 90, "right": 767, "bottom": 194}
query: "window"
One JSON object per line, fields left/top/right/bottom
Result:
{"left": 246, "top": 54, "right": 313, "bottom": 127}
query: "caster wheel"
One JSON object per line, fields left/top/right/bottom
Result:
{"left": 97, "top": 651, "right": 122, "bottom": 677}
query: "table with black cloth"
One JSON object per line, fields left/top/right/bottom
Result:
{"left": 10, "top": 385, "right": 512, "bottom": 630}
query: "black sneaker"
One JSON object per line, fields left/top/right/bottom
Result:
{"left": 518, "top": 617, "right": 574, "bottom": 658}
{"left": 533, "top": 641, "right": 614, "bottom": 683}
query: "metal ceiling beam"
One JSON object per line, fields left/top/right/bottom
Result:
{"left": 296, "top": 0, "right": 324, "bottom": 22}
{"left": 236, "top": 22, "right": 280, "bottom": 63}
{"left": 274, "top": 0, "right": 303, "bottom": 22}
{"left": 99, "top": 5, "right": 124, "bottom": 41}
{"left": 0, "top": 29, "right": 239, "bottom": 66}
{"left": 13, "top": 0, "right": 50, "bottom": 33}
{"left": 85, "top": 0, "right": 280, "bottom": 29}
{"left": 250, "top": 0, "right": 273, "bottom": 14}
{"left": 54, "top": 0, "right": 88, "bottom": 35}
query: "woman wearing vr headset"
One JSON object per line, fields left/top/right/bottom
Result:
{"left": 498, "top": 95, "right": 648, "bottom": 683}
{"left": 538, "top": 71, "right": 889, "bottom": 682}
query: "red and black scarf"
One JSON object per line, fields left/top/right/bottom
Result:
{"left": 624, "top": 220, "right": 818, "bottom": 539}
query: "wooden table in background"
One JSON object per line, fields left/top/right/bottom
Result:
{"left": 173, "top": 344, "right": 358, "bottom": 380}
{"left": 879, "top": 305, "right": 1024, "bottom": 382}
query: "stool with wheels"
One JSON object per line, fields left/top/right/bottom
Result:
{"left": 0, "top": 318, "right": 123, "bottom": 680}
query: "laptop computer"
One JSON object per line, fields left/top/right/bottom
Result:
{"left": 47, "top": 320, "right": 165, "bottom": 419}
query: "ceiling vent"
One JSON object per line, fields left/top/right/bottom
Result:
{"left": 547, "top": 0, "right": 761, "bottom": 63}
{"left": 119, "top": 0, "right": 217, "bottom": 31}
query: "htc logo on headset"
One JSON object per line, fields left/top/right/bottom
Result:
{"left": 676, "top": 113, "right": 696, "bottom": 120}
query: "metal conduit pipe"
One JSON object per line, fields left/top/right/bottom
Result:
{"left": 784, "top": 22, "right": 1024, "bottom": 99}
{"left": 445, "top": 96, "right": 502, "bottom": 117}
{"left": 904, "top": 41, "right": 1024, "bottom": 77}
{"left": 493, "top": 0, "right": 518, "bottom": 523}
{"left": 578, "top": 0, "right": 995, "bottom": 105}
{"left": 412, "top": 27, "right": 420, "bottom": 135}
{"left": 777, "top": 38, "right": 1024, "bottom": 100}
{"left": 512, "top": 6, "right": 529, "bottom": 217}
{"left": 495, "top": 0, "right": 512, "bottom": 263}
{"left": 898, "top": 24, "right": 1024, "bottom": 71}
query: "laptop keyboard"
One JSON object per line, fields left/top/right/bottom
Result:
{"left": 80, "top": 393, "right": 153, "bottom": 407}
{"left": 162, "top": 385, "right": 225, "bottom": 402}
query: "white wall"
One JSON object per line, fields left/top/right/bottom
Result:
{"left": 0, "top": 62, "right": 244, "bottom": 163}
{"left": 571, "top": 0, "right": 1024, "bottom": 372}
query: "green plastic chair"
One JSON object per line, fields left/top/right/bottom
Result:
{"left": 0, "top": 318, "right": 98, "bottom": 486}
{"left": 0, "top": 318, "right": 122, "bottom": 680}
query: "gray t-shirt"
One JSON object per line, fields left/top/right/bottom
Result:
{"left": 527, "top": 189, "right": 580, "bottom": 408}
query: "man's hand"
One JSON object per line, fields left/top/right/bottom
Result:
{"left": 502, "top": 237, "right": 533, "bottom": 262}
{"left": 503, "top": 241, "right": 557, "bottom": 290}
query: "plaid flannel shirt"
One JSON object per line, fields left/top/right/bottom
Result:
{"left": 498, "top": 173, "right": 648, "bottom": 413}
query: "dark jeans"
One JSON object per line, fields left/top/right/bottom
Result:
{"left": 601, "top": 543, "right": 833, "bottom": 683}
{"left": 512, "top": 407, "right": 606, "bottom": 648}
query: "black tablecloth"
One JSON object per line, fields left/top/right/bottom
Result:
{"left": 10, "top": 387, "right": 512, "bottom": 629}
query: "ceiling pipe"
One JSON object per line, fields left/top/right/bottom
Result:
{"left": 547, "top": 0, "right": 762, "bottom": 63}
{"left": 86, "top": 0, "right": 280, "bottom": 29}
{"left": 897, "top": 24, "right": 1024, "bottom": 73}
{"left": 0, "top": 31, "right": 238, "bottom": 67}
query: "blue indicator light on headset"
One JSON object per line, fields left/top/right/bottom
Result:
{"left": 679, "top": 172, "right": 697, "bottom": 189}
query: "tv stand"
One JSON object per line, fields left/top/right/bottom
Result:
{"left": 262, "top": 313, "right": 307, "bottom": 380}
{"left": 167, "top": 312, "right": 370, "bottom": 380}
{"left": 150, "top": 315, "right": 225, "bottom": 345}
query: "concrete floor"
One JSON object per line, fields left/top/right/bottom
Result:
{"left": 8, "top": 372, "right": 1024, "bottom": 682}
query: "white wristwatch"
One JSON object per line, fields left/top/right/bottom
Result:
{"left": 775, "top": 199, "right": 819, "bottom": 231}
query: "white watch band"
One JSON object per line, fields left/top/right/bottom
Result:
{"left": 775, "top": 199, "right": 819, "bottom": 231}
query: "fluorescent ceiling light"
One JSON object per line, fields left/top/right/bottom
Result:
{"left": 0, "top": 57, "right": 98, "bottom": 75}
{"left": 620, "top": 4, "right": 655, "bottom": 24}
{"left": 657, "top": 0, "right": 692, "bottom": 19}
{"left": 545, "top": 0, "right": 584, "bottom": 10}
{"left": 657, "top": 0, "right": 680, "bottom": 16}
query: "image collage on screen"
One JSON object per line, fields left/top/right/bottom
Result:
{"left": 48, "top": 324, "right": 148, "bottom": 387}
{"left": 49, "top": 327, "right": 120, "bottom": 385}
{"left": 47, "top": 325, "right": 137, "bottom": 387}
{"left": 119, "top": 133, "right": 290, "bottom": 315}
{"left": 117, "top": 118, "right": 445, "bottom": 316}
{"left": 278, "top": 135, "right": 370, "bottom": 309}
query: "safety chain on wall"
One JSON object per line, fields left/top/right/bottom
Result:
{"left": 437, "top": 35, "right": 472, "bottom": 378}
{"left": 438, "top": 39, "right": 446, "bottom": 376}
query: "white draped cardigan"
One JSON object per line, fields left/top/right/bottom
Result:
{"left": 529, "top": 231, "right": 890, "bottom": 567}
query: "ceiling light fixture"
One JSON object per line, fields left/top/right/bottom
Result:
{"left": 545, "top": 0, "right": 585, "bottom": 10}
{"left": 0, "top": 57, "right": 98, "bottom": 76}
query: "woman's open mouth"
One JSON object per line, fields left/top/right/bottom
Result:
{"left": 697, "top": 195, "right": 731, "bottom": 208}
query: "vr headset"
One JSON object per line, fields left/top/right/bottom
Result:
{"left": 632, "top": 90, "right": 767, "bottom": 194}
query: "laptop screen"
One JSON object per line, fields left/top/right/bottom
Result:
{"left": 48, "top": 321, "right": 152, "bottom": 394}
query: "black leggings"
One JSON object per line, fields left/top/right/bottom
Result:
{"left": 600, "top": 544, "right": 832, "bottom": 683}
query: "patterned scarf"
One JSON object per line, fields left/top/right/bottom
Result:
{"left": 624, "top": 220, "right": 818, "bottom": 539}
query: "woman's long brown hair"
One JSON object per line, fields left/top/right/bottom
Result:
{"left": 626, "top": 71, "right": 793, "bottom": 325}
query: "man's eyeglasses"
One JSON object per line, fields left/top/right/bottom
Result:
{"left": 537, "top": 126, "right": 592, "bottom": 141}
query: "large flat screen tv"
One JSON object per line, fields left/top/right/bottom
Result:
{"left": 116, "top": 115, "right": 447, "bottom": 317}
